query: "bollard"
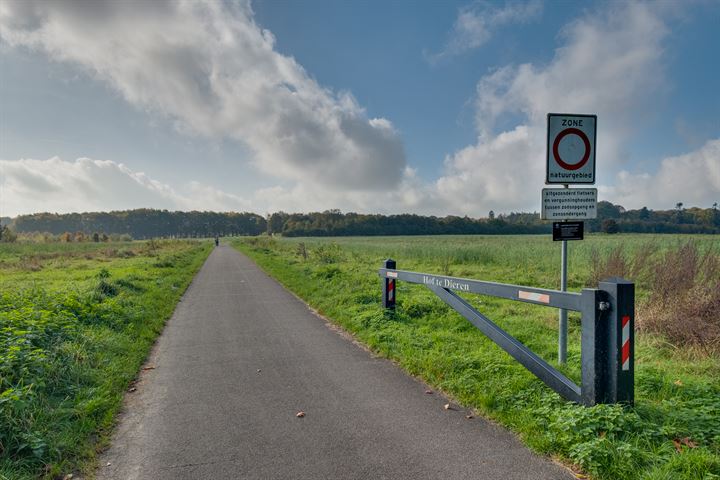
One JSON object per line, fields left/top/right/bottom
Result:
{"left": 581, "top": 278, "right": 634, "bottom": 405}
{"left": 600, "top": 278, "right": 635, "bottom": 405}
{"left": 382, "top": 259, "right": 396, "bottom": 310}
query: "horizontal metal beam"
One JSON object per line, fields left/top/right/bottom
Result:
{"left": 429, "top": 285, "right": 582, "bottom": 403}
{"left": 379, "top": 268, "right": 583, "bottom": 311}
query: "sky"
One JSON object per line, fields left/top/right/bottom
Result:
{"left": 0, "top": 0, "right": 718, "bottom": 218}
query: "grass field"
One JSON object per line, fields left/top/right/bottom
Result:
{"left": 232, "top": 234, "right": 720, "bottom": 480}
{"left": 0, "top": 240, "right": 212, "bottom": 479}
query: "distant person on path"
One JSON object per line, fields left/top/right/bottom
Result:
{"left": 215, "top": 236, "right": 219, "bottom": 247}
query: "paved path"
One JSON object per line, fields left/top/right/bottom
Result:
{"left": 97, "top": 245, "right": 573, "bottom": 480}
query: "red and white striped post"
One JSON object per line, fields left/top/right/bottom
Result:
{"left": 382, "top": 259, "right": 396, "bottom": 310}
{"left": 600, "top": 278, "right": 635, "bottom": 404}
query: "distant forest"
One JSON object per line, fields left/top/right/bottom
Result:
{"left": 10, "top": 210, "right": 266, "bottom": 239}
{"left": 5, "top": 202, "right": 719, "bottom": 240}
{"left": 269, "top": 203, "right": 720, "bottom": 236}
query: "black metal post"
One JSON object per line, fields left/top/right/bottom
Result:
{"left": 580, "top": 288, "right": 608, "bottom": 406}
{"left": 600, "top": 278, "right": 635, "bottom": 405}
{"left": 581, "top": 279, "right": 634, "bottom": 406}
{"left": 382, "top": 259, "right": 396, "bottom": 310}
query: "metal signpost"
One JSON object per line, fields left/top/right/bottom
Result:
{"left": 545, "top": 113, "right": 598, "bottom": 364}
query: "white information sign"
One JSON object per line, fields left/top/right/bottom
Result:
{"left": 546, "top": 113, "right": 596, "bottom": 184}
{"left": 541, "top": 188, "right": 597, "bottom": 220}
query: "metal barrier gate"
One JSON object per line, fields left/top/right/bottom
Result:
{"left": 379, "top": 259, "right": 634, "bottom": 406}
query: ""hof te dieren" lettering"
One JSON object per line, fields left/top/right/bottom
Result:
{"left": 422, "top": 275, "right": 470, "bottom": 291}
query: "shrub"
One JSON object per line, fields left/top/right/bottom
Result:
{"left": 314, "top": 243, "right": 342, "bottom": 264}
{"left": 589, "top": 242, "right": 720, "bottom": 354}
{"left": 296, "top": 242, "right": 308, "bottom": 260}
{"left": 602, "top": 219, "right": 620, "bottom": 234}
{"left": 588, "top": 242, "right": 658, "bottom": 287}
{"left": 641, "top": 243, "right": 720, "bottom": 354}
{"left": 0, "top": 226, "right": 17, "bottom": 243}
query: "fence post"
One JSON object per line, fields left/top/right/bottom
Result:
{"left": 382, "top": 259, "right": 396, "bottom": 310}
{"left": 600, "top": 278, "right": 635, "bottom": 405}
{"left": 580, "top": 279, "right": 634, "bottom": 406}
{"left": 580, "top": 288, "right": 607, "bottom": 406}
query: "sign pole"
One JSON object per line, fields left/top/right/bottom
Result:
{"left": 559, "top": 184, "right": 569, "bottom": 364}
{"left": 559, "top": 236, "right": 568, "bottom": 364}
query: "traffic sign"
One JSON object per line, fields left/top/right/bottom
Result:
{"left": 546, "top": 113, "right": 596, "bottom": 184}
{"left": 541, "top": 188, "right": 597, "bottom": 220}
{"left": 553, "top": 221, "right": 584, "bottom": 241}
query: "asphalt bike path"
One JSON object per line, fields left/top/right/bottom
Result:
{"left": 96, "top": 245, "right": 574, "bottom": 479}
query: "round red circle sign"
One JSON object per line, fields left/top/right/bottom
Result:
{"left": 552, "top": 128, "right": 591, "bottom": 171}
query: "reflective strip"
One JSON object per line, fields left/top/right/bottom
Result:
{"left": 386, "top": 271, "right": 398, "bottom": 278}
{"left": 388, "top": 279, "right": 395, "bottom": 301}
{"left": 621, "top": 315, "right": 630, "bottom": 371}
{"left": 518, "top": 290, "right": 550, "bottom": 304}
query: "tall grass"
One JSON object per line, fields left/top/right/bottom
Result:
{"left": 590, "top": 241, "right": 720, "bottom": 354}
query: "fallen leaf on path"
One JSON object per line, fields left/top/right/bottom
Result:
{"left": 296, "top": 411, "right": 305, "bottom": 418}
{"left": 142, "top": 366, "right": 155, "bottom": 370}
{"left": 673, "top": 437, "right": 697, "bottom": 451}
{"left": 128, "top": 387, "right": 137, "bottom": 392}
{"left": 444, "top": 404, "right": 452, "bottom": 410}
{"left": 465, "top": 414, "right": 474, "bottom": 419}
{"left": 106, "top": 462, "right": 112, "bottom": 467}
{"left": 568, "top": 464, "right": 587, "bottom": 478}
{"left": 424, "top": 390, "right": 433, "bottom": 394}
{"left": 257, "top": 369, "right": 262, "bottom": 373}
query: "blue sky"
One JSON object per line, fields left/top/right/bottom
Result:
{"left": 1, "top": 0, "right": 718, "bottom": 217}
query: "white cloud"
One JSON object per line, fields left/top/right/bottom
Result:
{"left": 601, "top": 139, "right": 720, "bottom": 210}
{"left": 428, "top": 0, "right": 542, "bottom": 63}
{"left": 431, "top": 2, "right": 673, "bottom": 215}
{"left": 0, "top": 156, "right": 421, "bottom": 217}
{"left": 252, "top": 166, "right": 428, "bottom": 214}
{"left": 471, "top": 3, "right": 666, "bottom": 140}
{"left": 185, "top": 181, "right": 252, "bottom": 212}
{"left": 0, "top": 0, "right": 405, "bottom": 192}
{"left": 0, "top": 157, "right": 251, "bottom": 216}
{"left": 434, "top": 125, "right": 542, "bottom": 215}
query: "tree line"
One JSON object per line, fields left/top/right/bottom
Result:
{"left": 268, "top": 210, "right": 549, "bottom": 236}
{"left": 588, "top": 202, "right": 720, "bottom": 234}
{"left": 9, "top": 209, "right": 266, "bottom": 239}
{"left": 267, "top": 203, "right": 719, "bottom": 237}
{"left": 3, "top": 203, "right": 718, "bottom": 242}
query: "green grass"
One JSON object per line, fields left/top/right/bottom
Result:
{"left": 232, "top": 234, "right": 720, "bottom": 480}
{"left": 0, "top": 239, "right": 212, "bottom": 479}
